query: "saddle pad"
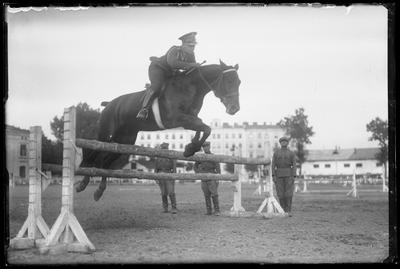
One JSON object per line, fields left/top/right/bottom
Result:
{"left": 151, "top": 97, "right": 166, "bottom": 129}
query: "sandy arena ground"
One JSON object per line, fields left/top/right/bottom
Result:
{"left": 6, "top": 180, "right": 389, "bottom": 264}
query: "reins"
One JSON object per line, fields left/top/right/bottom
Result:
{"left": 197, "top": 67, "right": 238, "bottom": 99}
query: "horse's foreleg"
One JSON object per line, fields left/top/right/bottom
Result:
{"left": 178, "top": 115, "right": 211, "bottom": 157}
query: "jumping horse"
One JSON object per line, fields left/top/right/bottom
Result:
{"left": 76, "top": 60, "right": 241, "bottom": 201}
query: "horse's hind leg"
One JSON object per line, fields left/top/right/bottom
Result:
{"left": 76, "top": 175, "right": 90, "bottom": 192}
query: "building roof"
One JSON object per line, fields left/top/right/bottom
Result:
{"left": 6, "top": 124, "right": 29, "bottom": 134}
{"left": 306, "top": 147, "right": 380, "bottom": 162}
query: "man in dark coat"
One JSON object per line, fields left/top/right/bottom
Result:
{"left": 137, "top": 32, "right": 202, "bottom": 120}
{"left": 155, "top": 142, "right": 178, "bottom": 214}
{"left": 194, "top": 141, "right": 221, "bottom": 216}
{"left": 271, "top": 136, "right": 297, "bottom": 215}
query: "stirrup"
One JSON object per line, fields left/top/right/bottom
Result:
{"left": 136, "top": 108, "right": 149, "bottom": 119}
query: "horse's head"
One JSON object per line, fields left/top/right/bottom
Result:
{"left": 214, "top": 60, "right": 241, "bottom": 115}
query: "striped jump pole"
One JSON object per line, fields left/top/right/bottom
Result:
{"left": 346, "top": 169, "right": 358, "bottom": 198}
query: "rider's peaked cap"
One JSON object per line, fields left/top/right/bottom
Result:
{"left": 279, "top": 136, "right": 290, "bottom": 143}
{"left": 202, "top": 141, "right": 211, "bottom": 147}
{"left": 179, "top": 32, "right": 197, "bottom": 45}
{"left": 160, "top": 142, "right": 169, "bottom": 148}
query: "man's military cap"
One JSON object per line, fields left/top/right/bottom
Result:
{"left": 160, "top": 142, "right": 169, "bottom": 148}
{"left": 279, "top": 136, "right": 290, "bottom": 143}
{"left": 179, "top": 32, "right": 197, "bottom": 45}
{"left": 202, "top": 141, "right": 210, "bottom": 148}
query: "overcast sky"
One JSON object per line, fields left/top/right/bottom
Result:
{"left": 6, "top": 4, "right": 388, "bottom": 150}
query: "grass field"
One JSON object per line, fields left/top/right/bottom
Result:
{"left": 7, "top": 180, "right": 389, "bottom": 264}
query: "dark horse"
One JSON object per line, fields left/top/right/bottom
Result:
{"left": 76, "top": 60, "right": 241, "bottom": 201}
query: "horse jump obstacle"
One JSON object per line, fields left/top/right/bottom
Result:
{"left": 347, "top": 169, "right": 359, "bottom": 198}
{"left": 13, "top": 106, "right": 283, "bottom": 254}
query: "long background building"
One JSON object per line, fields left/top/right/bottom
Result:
{"left": 136, "top": 119, "right": 286, "bottom": 159}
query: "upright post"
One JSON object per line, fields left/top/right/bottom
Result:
{"left": 41, "top": 107, "right": 95, "bottom": 254}
{"left": 382, "top": 173, "right": 388, "bottom": 192}
{"left": 346, "top": 168, "right": 358, "bottom": 198}
{"left": 256, "top": 159, "right": 285, "bottom": 216}
{"left": 10, "top": 126, "right": 50, "bottom": 249}
{"left": 230, "top": 164, "right": 245, "bottom": 216}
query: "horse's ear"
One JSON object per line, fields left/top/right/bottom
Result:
{"left": 219, "top": 59, "right": 227, "bottom": 67}
{"left": 234, "top": 64, "right": 239, "bottom": 70}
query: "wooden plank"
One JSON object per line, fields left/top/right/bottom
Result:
{"left": 76, "top": 138, "right": 270, "bottom": 165}
{"left": 76, "top": 167, "right": 238, "bottom": 182}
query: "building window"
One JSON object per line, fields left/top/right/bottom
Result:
{"left": 313, "top": 164, "right": 319, "bottom": 168}
{"left": 140, "top": 135, "right": 144, "bottom": 139}
{"left": 212, "top": 134, "right": 216, "bottom": 139}
{"left": 19, "top": 166, "right": 26, "bottom": 178}
{"left": 171, "top": 134, "right": 175, "bottom": 140}
{"left": 20, "top": 144, "right": 27, "bottom": 157}
{"left": 225, "top": 144, "right": 229, "bottom": 149}
{"left": 249, "top": 152, "right": 253, "bottom": 158}
{"left": 147, "top": 134, "right": 151, "bottom": 139}
{"left": 325, "top": 164, "right": 331, "bottom": 168}
{"left": 376, "top": 163, "right": 382, "bottom": 167}
{"left": 172, "top": 144, "right": 175, "bottom": 149}
{"left": 180, "top": 144, "right": 183, "bottom": 149}
{"left": 217, "top": 134, "right": 221, "bottom": 139}
{"left": 249, "top": 144, "right": 253, "bottom": 149}
{"left": 258, "top": 143, "right": 262, "bottom": 148}
{"left": 156, "top": 134, "right": 160, "bottom": 139}
{"left": 165, "top": 134, "right": 168, "bottom": 139}
{"left": 344, "top": 163, "right": 350, "bottom": 168}
{"left": 238, "top": 143, "right": 242, "bottom": 148}
{"left": 238, "top": 134, "right": 242, "bottom": 139}
{"left": 225, "top": 134, "right": 229, "bottom": 139}
{"left": 131, "top": 163, "right": 137, "bottom": 169}
{"left": 180, "top": 134, "right": 183, "bottom": 139}
{"left": 356, "top": 163, "right": 363, "bottom": 168}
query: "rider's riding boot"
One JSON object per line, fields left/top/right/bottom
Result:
{"left": 170, "top": 193, "right": 177, "bottom": 214}
{"left": 162, "top": 195, "right": 169, "bottom": 213}
{"left": 137, "top": 89, "right": 156, "bottom": 120}
{"left": 279, "top": 198, "right": 286, "bottom": 212}
{"left": 204, "top": 195, "right": 212, "bottom": 215}
{"left": 286, "top": 197, "right": 293, "bottom": 216}
{"left": 212, "top": 195, "right": 220, "bottom": 216}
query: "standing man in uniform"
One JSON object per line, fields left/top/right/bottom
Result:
{"left": 271, "top": 136, "right": 297, "bottom": 215}
{"left": 194, "top": 141, "right": 221, "bottom": 216}
{"left": 155, "top": 142, "right": 178, "bottom": 214}
{"left": 136, "top": 32, "right": 202, "bottom": 120}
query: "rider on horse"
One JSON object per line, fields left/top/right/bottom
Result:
{"left": 136, "top": 32, "right": 202, "bottom": 120}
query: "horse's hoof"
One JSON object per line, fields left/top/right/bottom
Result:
{"left": 183, "top": 143, "right": 196, "bottom": 157}
{"left": 93, "top": 189, "right": 104, "bottom": 201}
{"left": 75, "top": 183, "right": 86, "bottom": 193}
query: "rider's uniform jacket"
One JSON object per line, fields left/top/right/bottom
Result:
{"left": 155, "top": 157, "right": 176, "bottom": 173}
{"left": 151, "top": 46, "right": 196, "bottom": 72}
{"left": 194, "top": 152, "right": 221, "bottom": 181}
{"left": 271, "top": 148, "right": 296, "bottom": 178}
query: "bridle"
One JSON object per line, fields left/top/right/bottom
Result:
{"left": 197, "top": 67, "right": 239, "bottom": 100}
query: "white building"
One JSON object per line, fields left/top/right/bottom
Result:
{"left": 6, "top": 125, "right": 29, "bottom": 184}
{"left": 136, "top": 119, "right": 285, "bottom": 159}
{"left": 302, "top": 147, "right": 385, "bottom": 179}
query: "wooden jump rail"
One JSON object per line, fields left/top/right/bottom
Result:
{"left": 76, "top": 139, "right": 270, "bottom": 165}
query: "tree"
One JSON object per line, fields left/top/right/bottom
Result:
{"left": 50, "top": 102, "right": 101, "bottom": 142}
{"left": 277, "top": 107, "right": 314, "bottom": 176}
{"left": 41, "top": 133, "right": 63, "bottom": 165}
{"left": 366, "top": 117, "right": 388, "bottom": 179}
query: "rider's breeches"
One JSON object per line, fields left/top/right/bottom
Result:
{"left": 274, "top": 176, "right": 294, "bottom": 199}
{"left": 201, "top": 180, "right": 219, "bottom": 197}
{"left": 157, "top": 179, "right": 175, "bottom": 196}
